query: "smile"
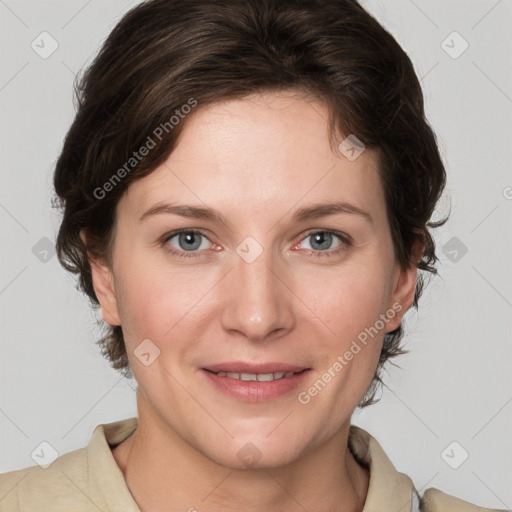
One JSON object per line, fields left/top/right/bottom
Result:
{"left": 202, "top": 367, "right": 310, "bottom": 402}
{"left": 210, "top": 371, "right": 301, "bottom": 381}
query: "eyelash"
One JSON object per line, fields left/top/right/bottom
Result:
{"left": 161, "top": 229, "right": 352, "bottom": 259}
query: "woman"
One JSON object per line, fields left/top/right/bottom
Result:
{"left": 0, "top": 0, "right": 504, "bottom": 510}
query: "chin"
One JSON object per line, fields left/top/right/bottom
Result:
{"left": 204, "top": 426, "right": 312, "bottom": 471}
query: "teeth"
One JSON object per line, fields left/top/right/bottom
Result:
{"left": 214, "top": 371, "right": 299, "bottom": 381}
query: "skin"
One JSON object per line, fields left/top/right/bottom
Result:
{"left": 85, "top": 90, "right": 421, "bottom": 512}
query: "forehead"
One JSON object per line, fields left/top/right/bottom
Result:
{"left": 119, "top": 91, "right": 387, "bottom": 229}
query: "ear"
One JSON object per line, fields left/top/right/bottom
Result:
{"left": 80, "top": 229, "right": 121, "bottom": 326}
{"left": 385, "top": 236, "right": 425, "bottom": 333}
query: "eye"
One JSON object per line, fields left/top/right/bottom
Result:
{"left": 295, "top": 230, "right": 350, "bottom": 256}
{"left": 161, "top": 229, "right": 350, "bottom": 259}
{"left": 163, "top": 229, "right": 215, "bottom": 257}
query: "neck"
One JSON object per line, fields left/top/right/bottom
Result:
{"left": 112, "top": 398, "right": 369, "bottom": 512}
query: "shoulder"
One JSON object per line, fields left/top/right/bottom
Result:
{"left": 348, "top": 425, "right": 506, "bottom": 512}
{"left": 421, "top": 487, "right": 507, "bottom": 512}
{"left": 0, "top": 446, "right": 90, "bottom": 512}
{"left": 0, "top": 418, "right": 139, "bottom": 512}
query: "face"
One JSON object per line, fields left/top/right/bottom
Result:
{"left": 89, "top": 90, "right": 418, "bottom": 469}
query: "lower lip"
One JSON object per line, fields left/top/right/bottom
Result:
{"left": 201, "top": 369, "right": 310, "bottom": 402}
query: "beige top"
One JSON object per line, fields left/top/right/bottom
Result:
{"left": 0, "top": 417, "right": 504, "bottom": 512}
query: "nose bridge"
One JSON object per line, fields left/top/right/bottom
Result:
{"left": 220, "top": 243, "right": 295, "bottom": 341}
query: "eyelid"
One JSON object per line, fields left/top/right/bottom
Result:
{"left": 162, "top": 228, "right": 211, "bottom": 243}
{"left": 298, "top": 228, "right": 352, "bottom": 244}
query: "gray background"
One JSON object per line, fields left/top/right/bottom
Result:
{"left": 1, "top": 0, "right": 511, "bottom": 508}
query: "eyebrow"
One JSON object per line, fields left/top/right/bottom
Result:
{"left": 139, "top": 201, "right": 373, "bottom": 225}
{"left": 139, "top": 203, "right": 227, "bottom": 223}
{"left": 293, "top": 202, "right": 373, "bottom": 224}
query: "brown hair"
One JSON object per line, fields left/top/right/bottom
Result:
{"left": 54, "top": 0, "right": 447, "bottom": 407}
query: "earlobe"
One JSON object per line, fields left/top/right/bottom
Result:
{"left": 386, "top": 238, "right": 425, "bottom": 332}
{"left": 80, "top": 229, "right": 121, "bottom": 326}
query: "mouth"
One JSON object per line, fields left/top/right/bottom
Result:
{"left": 201, "top": 363, "right": 311, "bottom": 402}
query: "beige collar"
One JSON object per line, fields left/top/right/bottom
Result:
{"left": 86, "top": 417, "right": 140, "bottom": 511}
{"left": 88, "top": 417, "right": 419, "bottom": 512}
{"left": 348, "top": 425, "right": 419, "bottom": 512}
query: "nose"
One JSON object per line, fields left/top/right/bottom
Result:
{"left": 219, "top": 248, "right": 296, "bottom": 343}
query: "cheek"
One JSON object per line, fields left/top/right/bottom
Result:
{"left": 294, "top": 261, "right": 393, "bottom": 391}
{"left": 304, "top": 279, "right": 389, "bottom": 401}
{"left": 113, "top": 256, "right": 218, "bottom": 347}
{"left": 301, "top": 262, "right": 393, "bottom": 340}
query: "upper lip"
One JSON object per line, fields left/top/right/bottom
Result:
{"left": 203, "top": 362, "right": 309, "bottom": 374}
